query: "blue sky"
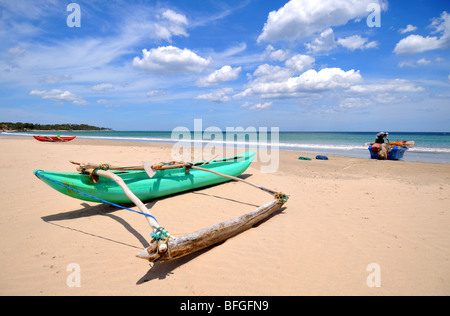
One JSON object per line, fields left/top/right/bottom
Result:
{"left": 1, "top": 0, "right": 449, "bottom": 131}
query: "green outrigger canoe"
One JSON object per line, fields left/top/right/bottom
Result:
{"left": 34, "top": 151, "right": 256, "bottom": 204}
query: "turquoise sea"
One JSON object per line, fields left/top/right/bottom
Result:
{"left": 2, "top": 131, "right": 450, "bottom": 163}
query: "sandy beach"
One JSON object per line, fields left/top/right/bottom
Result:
{"left": 0, "top": 136, "right": 449, "bottom": 296}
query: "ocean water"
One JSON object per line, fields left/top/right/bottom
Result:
{"left": 2, "top": 130, "right": 449, "bottom": 163}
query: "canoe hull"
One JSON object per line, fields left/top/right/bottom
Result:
{"left": 33, "top": 136, "right": 76, "bottom": 142}
{"left": 34, "top": 151, "right": 256, "bottom": 204}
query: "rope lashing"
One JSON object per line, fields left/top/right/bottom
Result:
{"left": 97, "top": 163, "right": 110, "bottom": 171}
{"left": 274, "top": 192, "right": 289, "bottom": 204}
{"left": 151, "top": 226, "right": 171, "bottom": 259}
{"left": 151, "top": 226, "right": 170, "bottom": 242}
{"left": 89, "top": 163, "right": 111, "bottom": 183}
{"left": 184, "top": 162, "right": 193, "bottom": 174}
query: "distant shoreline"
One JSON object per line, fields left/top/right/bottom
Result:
{"left": 1, "top": 122, "right": 111, "bottom": 132}
{"left": 2, "top": 130, "right": 449, "bottom": 164}
{"left": 2, "top": 129, "right": 112, "bottom": 132}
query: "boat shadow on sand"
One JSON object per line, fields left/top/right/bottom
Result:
{"left": 40, "top": 191, "right": 263, "bottom": 250}
{"left": 41, "top": 202, "right": 151, "bottom": 250}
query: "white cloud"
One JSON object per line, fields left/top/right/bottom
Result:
{"left": 146, "top": 90, "right": 166, "bottom": 97}
{"left": 5, "top": 36, "right": 145, "bottom": 83}
{"left": 197, "top": 65, "right": 241, "bottom": 87}
{"left": 262, "top": 45, "right": 274, "bottom": 58}
{"left": 339, "top": 94, "right": 410, "bottom": 109}
{"left": 2, "top": 8, "right": 192, "bottom": 87}
{"left": 306, "top": 30, "right": 377, "bottom": 54}
{"left": 30, "top": 89, "right": 89, "bottom": 105}
{"left": 241, "top": 101, "right": 273, "bottom": 111}
{"left": 251, "top": 54, "right": 315, "bottom": 85}
{"left": 213, "top": 43, "right": 248, "bottom": 64}
{"left": 195, "top": 87, "right": 234, "bottom": 103}
{"left": 0, "top": 0, "right": 60, "bottom": 42}
{"left": 257, "top": 0, "right": 387, "bottom": 43}
{"left": 40, "top": 74, "right": 72, "bottom": 84}
{"left": 250, "top": 102, "right": 273, "bottom": 111}
{"left": 133, "top": 46, "right": 212, "bottom": 74}
{"left": 394, "top": 11, "right": 450, "bottom": 55}
{"left": 342, "top": 79, "right": 425, "bottom": 111}
{"left": 252, "top": 64, "right": 292, "bottom": 82}
{"left": 154, "top": 9, "right": 189, "bottom": 42}
{"left": 7, "top": 46, "right": 26, "bottom": 57}
{"left": 266, "top": 46, "right": 291, "bottom": 61}
{"left": 337, "top": 35, "right": 378, "bottom": 51}
{"left": 399, "top": 24, "right": 418, "bottom": 34}
{"left": 305, "top": 28, "right": 336, "bottom": 54}
{"left": 398, "top": 57, "right": 442, "bottom": 68}
{"left": 285, "top": 54, "right": 315, "bottom": 73}
{"left": 339, "top": 97, "right": 366, "bottom": 109}
{"left": 348, "top": 79, "right": 425, "bottom": 93}
{"left": 394, "top": 35, "right": 441, "bottom": 55}
{"left": 91, "top": 83, "right": 114, "bottom": 91}
{"left": 5, "top": 45, "right": 26, "bottom": 67}
{"left": 237, "top": 67, "right": 362, "bottom": 99}
{"left": 416, "top": 58, "right": 431, "bottom": 65}
{"left": 293, "top": 68, "right": 362, "bottom": 90}
{"left": 397, "top": 60, "right": 414, "bottom": 68}
{"left": 162, "top": 9, "right": 188, "bottom": 25}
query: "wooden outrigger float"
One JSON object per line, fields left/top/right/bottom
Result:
{"left": 137, "top": 198, "right": 286, "bottom": 262}
{"left": 35, "top": 152, "right": 288, "bottom": 262}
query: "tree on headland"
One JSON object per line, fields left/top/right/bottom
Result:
{"left": 1, "top": 122, "right": 111, "bottom": 131}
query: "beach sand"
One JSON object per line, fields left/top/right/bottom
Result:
{"left": 0, "top": 136, "right": 449, "bottom": 296}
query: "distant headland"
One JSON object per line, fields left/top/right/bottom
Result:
{"left": 1, "top": 122, "right": 112, "bottom": 132}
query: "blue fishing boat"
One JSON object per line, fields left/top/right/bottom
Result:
{"left": 368, "top": 145, "right": 408, "bottom": 160}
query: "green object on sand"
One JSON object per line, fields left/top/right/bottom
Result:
{"left": 34, "top": 151, "right": 256, "bottom": 204}
{"left": 298, "top": 156, "right": 312, "bottom": 160}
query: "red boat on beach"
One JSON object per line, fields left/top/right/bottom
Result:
{"left": 33, "top": 136, "right": 76, "bottom": 142}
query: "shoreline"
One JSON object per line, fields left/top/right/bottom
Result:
{"left": 2, "top": 133, "right": 449, "bottom": 164}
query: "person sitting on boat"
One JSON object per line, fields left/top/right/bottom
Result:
{"left": 374, "top": 132, "right": 390, "bottom": 160}
{"left": 375, "top": 132, "right": 389, "bottom": 144}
